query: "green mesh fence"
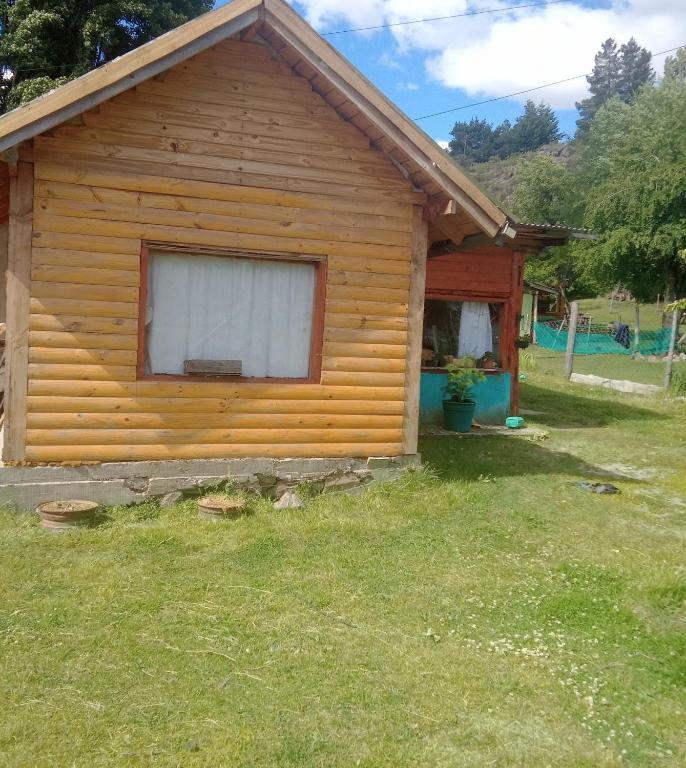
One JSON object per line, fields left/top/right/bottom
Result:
{"left": 534, "top": 320, "right": 672, "bottom": 355}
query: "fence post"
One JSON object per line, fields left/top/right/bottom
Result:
{"left": 565, "top": 301, "right": 580, "bottom": 379}
{"left": 664, "top": 309, "right": 679, "bottom": 390}
{"left": 634, "top": 301, "right": 640, "bottom": 353}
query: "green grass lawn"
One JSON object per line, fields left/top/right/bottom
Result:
{"left": 577, "top": 298, "right": 668, "bottom": 333}
{"left": 529, "top": 347, "right": 674, "bottom": 386}
{"left": 1, "top": 378, "right": 685, "bottom": 767}
{"left": 531, "top": 298, "right": 684, "bottom": 387}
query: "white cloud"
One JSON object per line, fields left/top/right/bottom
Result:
{"left": 377, "top": 51, "right": 403, "bottom": 70}
{"left": 435, "top": 139, "right": 450, "bottom": 149}
{"left": 397, "top": 81, "right": 420, "bottom": 91}
{"left": 293, "top": 0, "right": 686, "bottom": 109}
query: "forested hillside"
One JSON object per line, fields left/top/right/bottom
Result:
{"left": 465, "top": 142, "right": 579, "bottom": 215}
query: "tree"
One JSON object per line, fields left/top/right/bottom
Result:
{"left": 507, "top": 100, "right": 562, "bottom": 154}
{"left": 617, "top": 37, "right": 654, "bottom": 102}
{"left": 512, "top": 155, "right": 577, "bottom": 225}
{"left": 576, "top": 38, "right": 621, "bottom": 133}
{"left": 448, "top": 102, "right": 561, "bottom": 164}
{"left": 578, "top": 79, "right": 686, "bottom": 302}
{"left": 511, "top": 155, "right": 596, "bottom": 294}
{"left": 491, "top": 118, "right": 513, "bottom": 159}
{"left": 575, "top": 37, "right": 654, "bottom": 135}
{"left": 448, "top": 118, "right": 494, "bottom": 162}
{"left": 0, "top": 0, "right": 213, "bottom": 113}
{"left": 664, "top": 46, "right": 686, "bottom": 82}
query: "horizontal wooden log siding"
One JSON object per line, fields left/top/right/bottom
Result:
{"left": 25, "top": 39, "right": 416, "bottom": 463}
{"left": 425, "top": 247, "right": 514, "bottom": 298}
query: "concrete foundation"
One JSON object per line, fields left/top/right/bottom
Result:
{"left": 0, "top": 455, "right": 421, "bottom": 512}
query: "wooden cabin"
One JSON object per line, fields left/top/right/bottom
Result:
{"left": 0, "top": 0, "right": 578, "bottom": 474}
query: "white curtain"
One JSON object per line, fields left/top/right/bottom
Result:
{"left": 146, "top": 252, "right": 316, "bottom": 378}
{"left": 458, "top": 301, "right": 493, "bottom": 359}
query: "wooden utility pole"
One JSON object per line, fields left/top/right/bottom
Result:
{"left": 664, "top": 310, "right": 679, "bottom": 390}
{"left": 565, "top": 301, "right": 580, "bottom": 379}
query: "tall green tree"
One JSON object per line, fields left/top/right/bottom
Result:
{"left": 575, "top": 37, "right": 653, "bottom": 135}
{"left": 576, "top": 38, "right": 622, "bottom": 133}
{"left": 448, "top": 102, "right": 561, "bottom": 164}
{"left": 578, "top": 78, "right": 686, "bottom": 301}
{"left": 0, "top": 0, "right": 213, "bottom": 113}
{"left": 617, "top": 37, "right": 654, "bottom": 102}
{"left": 664, "top": 46, "right": 686, "bottom": 82}
{"left": 448, "top": 117, "right": 494, "bottom": 162}
{"left": 511, "top": 155, "right": 595, "bottom": 294}
{"left": 506, "top": 100, "right": 562, "bottom": 155}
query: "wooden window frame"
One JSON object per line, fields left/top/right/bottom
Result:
{"left": 137, "top": 243, "right": 327, "bottom": 384}
{"left": 421, "top": 292, "right": 507, "bottom": 375}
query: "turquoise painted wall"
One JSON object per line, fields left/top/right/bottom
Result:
{"left": 419, "top": 371, "right": 512, "bottom": 426}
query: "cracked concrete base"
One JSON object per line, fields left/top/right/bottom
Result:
{"left": 0, "top": 455, "right": 421, "bottom": 512}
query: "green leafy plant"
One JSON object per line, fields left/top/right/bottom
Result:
{"left": 443, "top": 363, "right": 486, "bottom": 403}
{"left": 670, "top": 363, "right": 686, "bottom": 396}
{"left": 515, "top": 334, "right": 532, "bottom": 349}
{"left": 519, "top": 348, "right": 538, "bottom": 372}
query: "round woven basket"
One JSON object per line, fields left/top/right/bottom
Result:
{"left": 197, "top": 495, "right": 246, "bottom": 521}
{"left": 38, "top": 500, "right": 99, "bottom": 531}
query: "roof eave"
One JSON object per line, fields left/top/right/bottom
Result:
{"left": 0, "top": 0, "right": 510, "bottom": 238}
{"left": 262, "top": 0, "right": 506, "bottom": 237}
{"left": 0, "top": 0, "right": 262, "bottom": 154}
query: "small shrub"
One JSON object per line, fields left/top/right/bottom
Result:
{"left": 670, "top": 363, "right": 686, "bottom": 396}
{"left": 519, "top": 348, "right": 537, "bottom": 372}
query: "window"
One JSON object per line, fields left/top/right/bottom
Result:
{"left": 422, "top": 299, "right": 501, "bottom": 368}
{"left": 141, "top": 249, "right": 323, "bottom": 380}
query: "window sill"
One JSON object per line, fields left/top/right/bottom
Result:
{"left": 138, "top": 373, "right": 318, "bottom": 384}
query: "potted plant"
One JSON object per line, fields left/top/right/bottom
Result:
{"left": 480, "top": 351, "right": 498, "bottom": 370}
{"left": 515, "top": 334, "right": 532, "bottom": 350}
{"left": 443, "top": 364, "right": 486, "bottom": 433}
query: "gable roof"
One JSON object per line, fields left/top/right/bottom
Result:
{"left": 0, "top": 0, "right": 587, "bottom": 249}
{"left": 0, "top": 0, "right": 511, "bottom": 238}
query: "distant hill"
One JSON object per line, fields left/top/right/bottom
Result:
{"left": 461, "top": 141, "right": 580, "bottom": 215}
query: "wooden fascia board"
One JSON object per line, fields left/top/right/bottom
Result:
{"left": 0, "top": 0, "right": 261, "bottom": 153}
{"left": 263, "top": 0, "right": 506, "bottom": 238}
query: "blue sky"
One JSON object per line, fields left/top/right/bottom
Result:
{"left": 215, "top": 0, "right": 686, "bottom": 146}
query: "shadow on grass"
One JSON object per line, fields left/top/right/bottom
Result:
{"left": 520, "top": 382, "right": 664, "bottom": 429}
{"left": 420, "top": 434, "right": 637, "bottom": 484}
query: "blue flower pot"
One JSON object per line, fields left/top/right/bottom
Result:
{"left": 443, "top": 399, "right": 477, "bottom": 433}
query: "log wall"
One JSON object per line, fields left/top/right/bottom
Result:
{"left": 23, "top": 38, "right": 421, "bottom": 463}
{"left": 0, "top": 162, "right": 9, "bottom": 322}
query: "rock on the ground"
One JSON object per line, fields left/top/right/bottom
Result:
{"left": 273, "top": 491, "right": 305, "bottom": 510}
{"left": 159, "top": 491, "right": 183, "bottom": 507}
{"left": 323, "top": 473, "right": 361, "bottom": 492}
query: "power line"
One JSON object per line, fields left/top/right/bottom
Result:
{"left": 0, "top": 1, "right": 568, "bottom": 75}
{"left": 321, "top": 0, "right": 570, "bottom": 36}
{"left": 413, "top": 44, "right": 685, "bottom": 120}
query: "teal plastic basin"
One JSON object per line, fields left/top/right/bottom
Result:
{"left": 505, "top": 416, "right": 525, "bottom": 429}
